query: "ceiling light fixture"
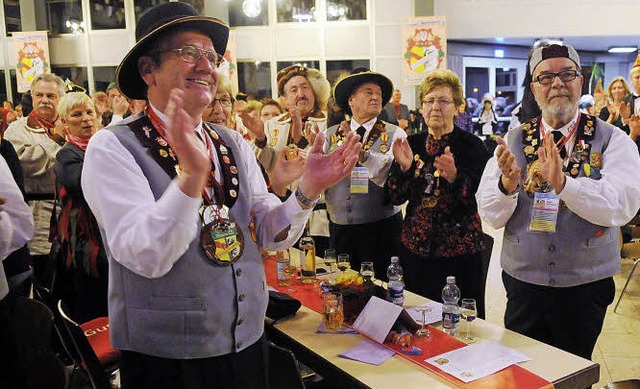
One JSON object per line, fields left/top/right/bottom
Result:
{"left": 608, "top": 46, "right": 638, "bottom": 53}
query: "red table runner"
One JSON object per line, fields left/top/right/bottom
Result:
{"left": 264, "top": 258, "right": 553, "bottom": 389}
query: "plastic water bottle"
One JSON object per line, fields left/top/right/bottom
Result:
{"left": 386, "top": 256, "right": 404, "bottom": 306}
{"left": 442, "top": 276, "right": 461, "bottom": 336}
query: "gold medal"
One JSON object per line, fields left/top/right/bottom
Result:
{"left": 229, "top": 189, "right": 237, "bottom": 198}
{"left": 201, "top": 218, "right": 244, "bottom": 266}
{"left": 157, "top": 137, "right": 168, "bottom": 146}
{"left": 380, "top": 144, "right": 389, "bottom": 153}
{"left": 285, "top": 145, "right": 298, "bottom": 160}
{"left": 230, "top": 166, "right": 238, "bottom": 174}
{"left": 421, "top": 197, "right": 437, "bottom": 208}
{"left": 223, "top": 155, "right": 231, "bottom": 165}
{"left": 524, "top": 145, "right": 535, "bottom": 155}
{"left": 159, "top": 149, "right": 168, "bottom": 157}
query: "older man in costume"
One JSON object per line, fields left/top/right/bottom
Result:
{"left": 324, "top": 68, "right": 406, "bottom": 280}
{"left": 4, "top": 73, "right": 66, "bottom": 287}
{"left": 81, "top": 3, "right": 360, "bottom": 388}
{"left": 477, "top": 44, "right": 640, "bottom": 360}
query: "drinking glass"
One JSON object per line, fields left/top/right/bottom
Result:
{"left": 414, "top": 306, "right": 432, "bottom": 339}
{"left": 322, "top": 292, "right": 344, "bottom": 332}
{"left": 360, "top": 261, "right": 374, "bottom": 282}
{"left": 337, "top": 254, "right": 351, "bottom": 274}
{"left": 282, "top": 249, "right": 298, "bottom": 292}
{"left": 460, "top": 298, "right": 477, "bottom": 342}
{"left": 324, "top": 249, "right": 337, "bottom": 280}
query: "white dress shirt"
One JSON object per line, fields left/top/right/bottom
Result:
{"left": 477, "top": 111, "right": 640, "bottom": 229}
{"left": 351, "top": 117, "right": 406, "bottom": 187}
{"left": 0, "top": 155, "right": 34, "bottom": 263}
{"left": 81, "top": 107, "right": 312, "bottom": 279}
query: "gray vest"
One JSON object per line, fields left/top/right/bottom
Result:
{"left": 324, "top": 122, "right": 401, "bottom": 225}
{"left": 502, "top": 116, "right": 620, "bottom": 287}
{"left": 105, "top": 116, "right": 266, "bottom": 358}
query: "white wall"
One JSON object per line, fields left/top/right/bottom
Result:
{"left": 435, "top": 0, "right": 640, "bottom": 40}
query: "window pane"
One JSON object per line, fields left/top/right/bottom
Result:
{"left": 134, "top": 0, "right": 167, "bottom": 23}
{"left": 93, "top": 66, "right": 118, "bottom": 93}
{"left": 465, "top": 67, "right": 489, "bottom": 115}
{"left": 229, "top": 0, "right": 267, "bottom": 27}
{"left": 4, "top": 0, "right": 21, "bottom": 35}
{"left": 237, "top": 62, "right": 272, "bottom": 99}
{"left": 51, "top": 67, "right": 89, "bottom": 93}
{"left": 90, "top": 0, "right": 126, "bottom": 30}
{"left": 495, "top": 68, "right": 517, "bottom": 116}
{"left": 277, "top": 0, "right": 316, "bottom": 23}
{"left": 326, "top": 59, "right": 369, "bottom": 86}
{"left": 43, "top": 0, "right": 85, "bottom": 34}
{"left": 326, "top": 0, "right": 365, "bottom": 21}
{"left": 276, "top": 61, "right": 320, "bottom": 73}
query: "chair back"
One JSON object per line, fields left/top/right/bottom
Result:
{"left": 12, "top": 297, "right": 67, "bottom": 389}
{"left": 58, "top": 300, "right": 113, "bottom": 389}
{"left": 268, "top": 342, "right": 306, "bottom": 389}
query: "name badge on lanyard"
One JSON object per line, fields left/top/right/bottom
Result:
{"left": 350, "top": 167, "right": 369, "bottom": 194}
{"left": 529, "top": 192, "right": 560, "bottom": 233}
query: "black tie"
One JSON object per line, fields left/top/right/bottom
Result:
{"left": 552, "top": 131, "right": 567, "bottom": 159}
{"left": 356, "top": 126, "right": 366, "bottom": 142}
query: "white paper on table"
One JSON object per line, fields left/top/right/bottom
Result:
{"left": 425, "top": 341, "right": 531, "bottom": 383}
{"left": 406, "top": 301, "right": 443, "bottom": 325}
{"left": 352, "top": 296, "right": 403, "bottom": 343}
{"left": 339, "top": 340, "right": 396, "bottom": 366}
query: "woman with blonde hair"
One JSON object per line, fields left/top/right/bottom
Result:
{"left": 53, "top": 92, "right": 108, "bottom": 322}
{"left": 599, "top": 76, "right": 631, "bottom": 129}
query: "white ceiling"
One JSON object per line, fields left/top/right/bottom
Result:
{"left": 461, "top": 35, "right": 639, "bottom": 54}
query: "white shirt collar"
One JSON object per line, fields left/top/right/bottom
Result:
{"left": 350, "top": 116, "right": 378, "bottom": 133}
{"left": 149, "top": 102, "right": 204, "bottom": 136}
{"left": 541, "top": 109, "right": 580, "bottom": 137}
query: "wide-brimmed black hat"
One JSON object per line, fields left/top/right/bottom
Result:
{"left": 116, "top": 2, "right": 229, "bottom": 100}
{"left": 333, "top": 68, "right": 393, "bottom": 115}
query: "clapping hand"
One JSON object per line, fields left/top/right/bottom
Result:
{"left": 297, "top": 131, "right": 361, "bottom": 201}
{"left": 496, "top": 137, "right": 521, "bottom": 193}
{"left": 238, "top": 111, "right": 266, "bottom": 141}
{"left": 290, "top": 107, "right": 303, "bottom": 144}
{"left": 392, "top": 137, "right": 413, "bottom": 172}
{"left": 269, "top": 147, "right": 305, "bottom": 197}
{"left": 537, "top": 131, "right": 566, "bottom": 193}
{"left": 165, "top": 88, "right": 211, "bottom": 198}
{"left": 619, "top": 101, "right": 632, "bottom": 121}
{"left": 434, "top": 146, "right": 458, "bottom": 183}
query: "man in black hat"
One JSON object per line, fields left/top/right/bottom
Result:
{"left": 477, "top": 43, "right": 640, "bottom": 360}
{"left": 80, "top": 3, "right": 360, "bottom": 388}
{"left": 324, "top": 68, "right": 406, "bottom": 281}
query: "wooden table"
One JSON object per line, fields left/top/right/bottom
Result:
{"left": 265, "top": 258, "right": 599, "bottom": 388}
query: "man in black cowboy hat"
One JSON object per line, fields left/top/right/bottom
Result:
{"left": 477, "top": 43, "right": 640, "bottom": 360}
{"left": 80, "top": 3, "right": 360, "bottom": 388}
{"left": 324, "top": 68, "right": 406, "bottom": 281}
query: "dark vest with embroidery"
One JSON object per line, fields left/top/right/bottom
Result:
{"left": 324, "top": 121, "right": 401, "bottom": 225}
{"left": 105, "top": 113, "right": 266, "bottom": 358}
{"left": 502, "top": 114, "right": 620, "bottom": 287}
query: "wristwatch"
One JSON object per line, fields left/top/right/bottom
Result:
{"left": 295, "top": 187, "right": 319, "bottom": 209}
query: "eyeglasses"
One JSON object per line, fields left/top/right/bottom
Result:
{"left": 422, "top": 98, "right": 454, "bottom": 109}
{"left": 534, "top": 70, "right": 580, "bottom": 85}
{"left": 211, "top": 97, "right": 233, "bottom": 108}
{"left": 158, "top": 45, "right": 224, "bottom": 67}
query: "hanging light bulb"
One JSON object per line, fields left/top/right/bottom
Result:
{"left": 242, "top": 0, "right": 262, "bottom": 18}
